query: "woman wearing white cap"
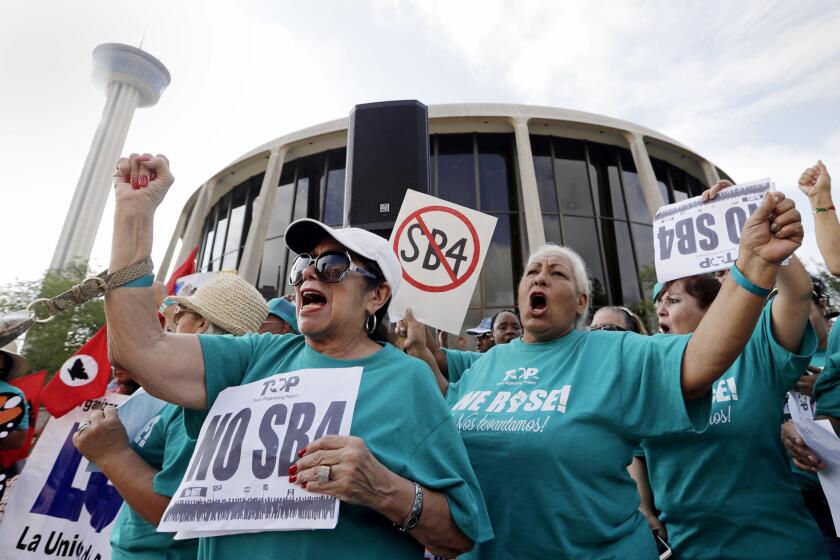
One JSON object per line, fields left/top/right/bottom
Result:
{"left": 74, "top": 273, "right": 269, "bottom": 560}
{"left": 101, "top": 154, "right": 491, "bottom": 560}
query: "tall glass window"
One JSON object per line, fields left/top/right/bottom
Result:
{"left": 197, "top": 174, "right": 261, "bottom": 273}
{"left": 256, "top": 148, "right": 346, "bottom": 298}
{"left": 652, "top": 157, "right": 707, "bottom": 203}
{"left": 431, "top": 133, "right": 524, "bottom": 336}
{"left": 529, "top": 135, "right": 683, "bottom": 307}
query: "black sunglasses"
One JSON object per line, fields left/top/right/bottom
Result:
{"left": 288, "top": 250, "right": 378, "bottom": 286}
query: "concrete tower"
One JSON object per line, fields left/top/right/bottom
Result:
{"left": 50, "top": 43, "right": 171, "bottom": 270}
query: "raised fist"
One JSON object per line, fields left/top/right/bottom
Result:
{"left": 114, "top": 153, "right": 174, "bottom": 212}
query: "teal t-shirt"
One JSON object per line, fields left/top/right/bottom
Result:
{"left": 442, "top": 348, "right": 482, "bottom": 383}
{"left": 446, "top": 329, "right": 709, "bottom": 559}
{"left": 110, "top": 403, "right": 198, "bottom": 560}
{"left": 815, "top": 325, "right": 840, "bottom": 417}
{"left": 185, "top": 333, "right": 493, "bottom": 560}
{"left": 641, "top": 302, "right": 825, "bottom": 560}
{"left": 0, "top": 379, "right": 28, "bottom": 431}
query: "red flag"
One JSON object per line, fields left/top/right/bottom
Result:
{"left": 166, "top": 245, "right": 198, "bottom": 295}
{"left": 42, "top": 326, "right": 111, "bottom": 418}
{"left": 0, "top": 369, "right": 47, "bottom": 468}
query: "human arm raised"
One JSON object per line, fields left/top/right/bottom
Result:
{"left": 800, "top": 161, "right": 840, "bottom": 275}
{"left": 703, "top": 180, "right": 811, "bottom": 352}
{"left": 681, "top": 190, "right": 804, "bottom": 399}
{"left": 106, "top": 154, "right": 207, "bottom": 408}
{"left": 401, "top": 310, "right": 449, "bottom": 396}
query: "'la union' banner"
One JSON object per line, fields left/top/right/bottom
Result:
{"left": 0, "top": 394, "right": 126, "bottom": 560}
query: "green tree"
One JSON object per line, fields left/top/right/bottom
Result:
{"left": 0, "top": 262, "right": 105, "bottom": 376}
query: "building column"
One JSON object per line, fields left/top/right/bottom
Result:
{"left": 510, "top": 118, "right": 545, "bottom": 252}
{"left": 699, "top": 159, "right": 721, "bottom": 186}
{"left": 175, "top": 180, "right": 214, "bottom": 267}
{"left": 238, "top": 147, "right": 288, "bottom": 284}
{"left": 623, "top": 132, "right": 666, "bottom": 218}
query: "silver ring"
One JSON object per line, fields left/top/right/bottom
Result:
{"left": 317, "top": 465, "right": 331, "bottom": 484}
{"left": 77, "top": 421, "right": 90, "bottom": 433}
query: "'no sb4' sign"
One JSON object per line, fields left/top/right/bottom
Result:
{"left": 389, "top": 191, "right": 497, "bottom": 334}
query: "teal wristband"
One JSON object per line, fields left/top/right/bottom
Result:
{"left": 730, "top": 264, "right": 772, "bottom": 298}
{"left": 122, "top": 274, "right": 154, "bottom": 288}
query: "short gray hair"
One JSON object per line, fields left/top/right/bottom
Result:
{"left": 526, "top": 244, "right": 591, "bottom": 329}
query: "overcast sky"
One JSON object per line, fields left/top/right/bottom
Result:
{"left": 2, "top": 0, "right": 839, "bottom": 285}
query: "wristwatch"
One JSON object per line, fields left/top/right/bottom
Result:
{"left": 398, "top": 481, "right": 424, "bottom": 532}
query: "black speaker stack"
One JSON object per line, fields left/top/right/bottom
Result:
{"left": 343, "top": 100, "right": 431, "bottom": 236}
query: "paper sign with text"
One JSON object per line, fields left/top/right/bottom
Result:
{"left": 0, "top": 394, "right": 126, "bottom": 560}
{"left": 158, "top": 367, "right": 362, "bottom": 538}
{"left": 788, "top": 393, "right": 840, "bottom": 536}
{"left": 388, "top": 190, "right": 497, "bottom": 334}
{"left": 653, "top": 179, "right": 774, "bottom": 283}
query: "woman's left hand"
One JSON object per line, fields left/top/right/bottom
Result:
{"left": 72, "top": 406, "right": 131, "bottom": 467}
{"left": 700, "top": 179, "right": 734, "bottom": 202}
{"left": 292, "top": 435, "right": 396, "bottom": 508}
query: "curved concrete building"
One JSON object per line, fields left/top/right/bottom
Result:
{"left": 159, "top": 103, "right": 730, "bottom": 334}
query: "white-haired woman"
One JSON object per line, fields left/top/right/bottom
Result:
{"left": 405, "top": 187, "right": 805, "bottom": 558}
{"left": 99, "top": 154, "right": 491, "bottom": 560}
{"left": 74, "top": 273, "right": 268, "bottom": 560}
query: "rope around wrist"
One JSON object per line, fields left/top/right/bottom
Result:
{"left": 25, "top": 257, "right": 154, "bottom": 323}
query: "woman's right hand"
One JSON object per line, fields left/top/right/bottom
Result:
{"left": 400, "top": 308, "right": 428, "bottom": 357}
{"left": 781, "top": 420, "right": 825, "bottom": 472}
{"left": 738, "top": 191, "right": 803, "bottom": 268}
{"left": 114, "top": 153, "right": 174, "bottom": 213}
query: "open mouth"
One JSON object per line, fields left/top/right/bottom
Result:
{"left": 659, "top": 323, "right": 671, "bottom": 334}
{"left": 529, "top": 291, "right": 548, "bottom": 313}
{"left": 300, "top": 289, "right": 328, "bottom": 312}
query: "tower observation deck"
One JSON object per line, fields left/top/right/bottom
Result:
{"left": 50, "top": 43, "right": 171, "bottom": 270}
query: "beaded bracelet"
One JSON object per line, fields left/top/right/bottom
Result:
{"left": 730, "top": 264, "right": 772, "bottom": 298}
{"left": 813, "top": 206, "right": 835, "bottom": 214}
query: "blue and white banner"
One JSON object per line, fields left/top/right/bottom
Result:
{"left": 653, "top": 178, "right": 774, "bottom": 283}
{"left": 0, "top": 394, "right": 126, "bottom": 560}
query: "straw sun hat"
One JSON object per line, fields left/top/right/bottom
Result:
{"left": 170, "top": 274, "right": 268, "bottom": 336}
{"left": 0, "top": 340, "right": 30, "bottom": 380}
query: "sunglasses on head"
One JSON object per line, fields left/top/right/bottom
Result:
{"left": 288, "top": 250, "right": 379, "bottom": 286}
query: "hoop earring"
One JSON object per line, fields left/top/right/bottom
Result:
{"left": 365, "top": 313, "right": 377, "bottom": 335}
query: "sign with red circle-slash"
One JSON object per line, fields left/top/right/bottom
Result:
{"left": 392, "top": 205, "right": 481, "bottom": 292}
{"left": 389, "top": 191, "right": 497, "bottom": 334}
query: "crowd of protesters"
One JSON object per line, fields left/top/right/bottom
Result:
{"left": 1, "top": 154, "right": 840, "bottom": 560}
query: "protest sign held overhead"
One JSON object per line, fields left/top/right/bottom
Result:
{"left": 653, "top": 179, "right": 774, "bottom": 283}
{"left": 388, "top": 190, "right": 497, "bottom": 334}
{"left": 159, "top": 367, "right": 362, "bottom": 538}
{"left": 0, "top": 394, "right": 126, "bottom": 560}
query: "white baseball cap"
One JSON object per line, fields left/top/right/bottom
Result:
{"left": 284, "top": 219, "right": 402, "bottom": 320}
